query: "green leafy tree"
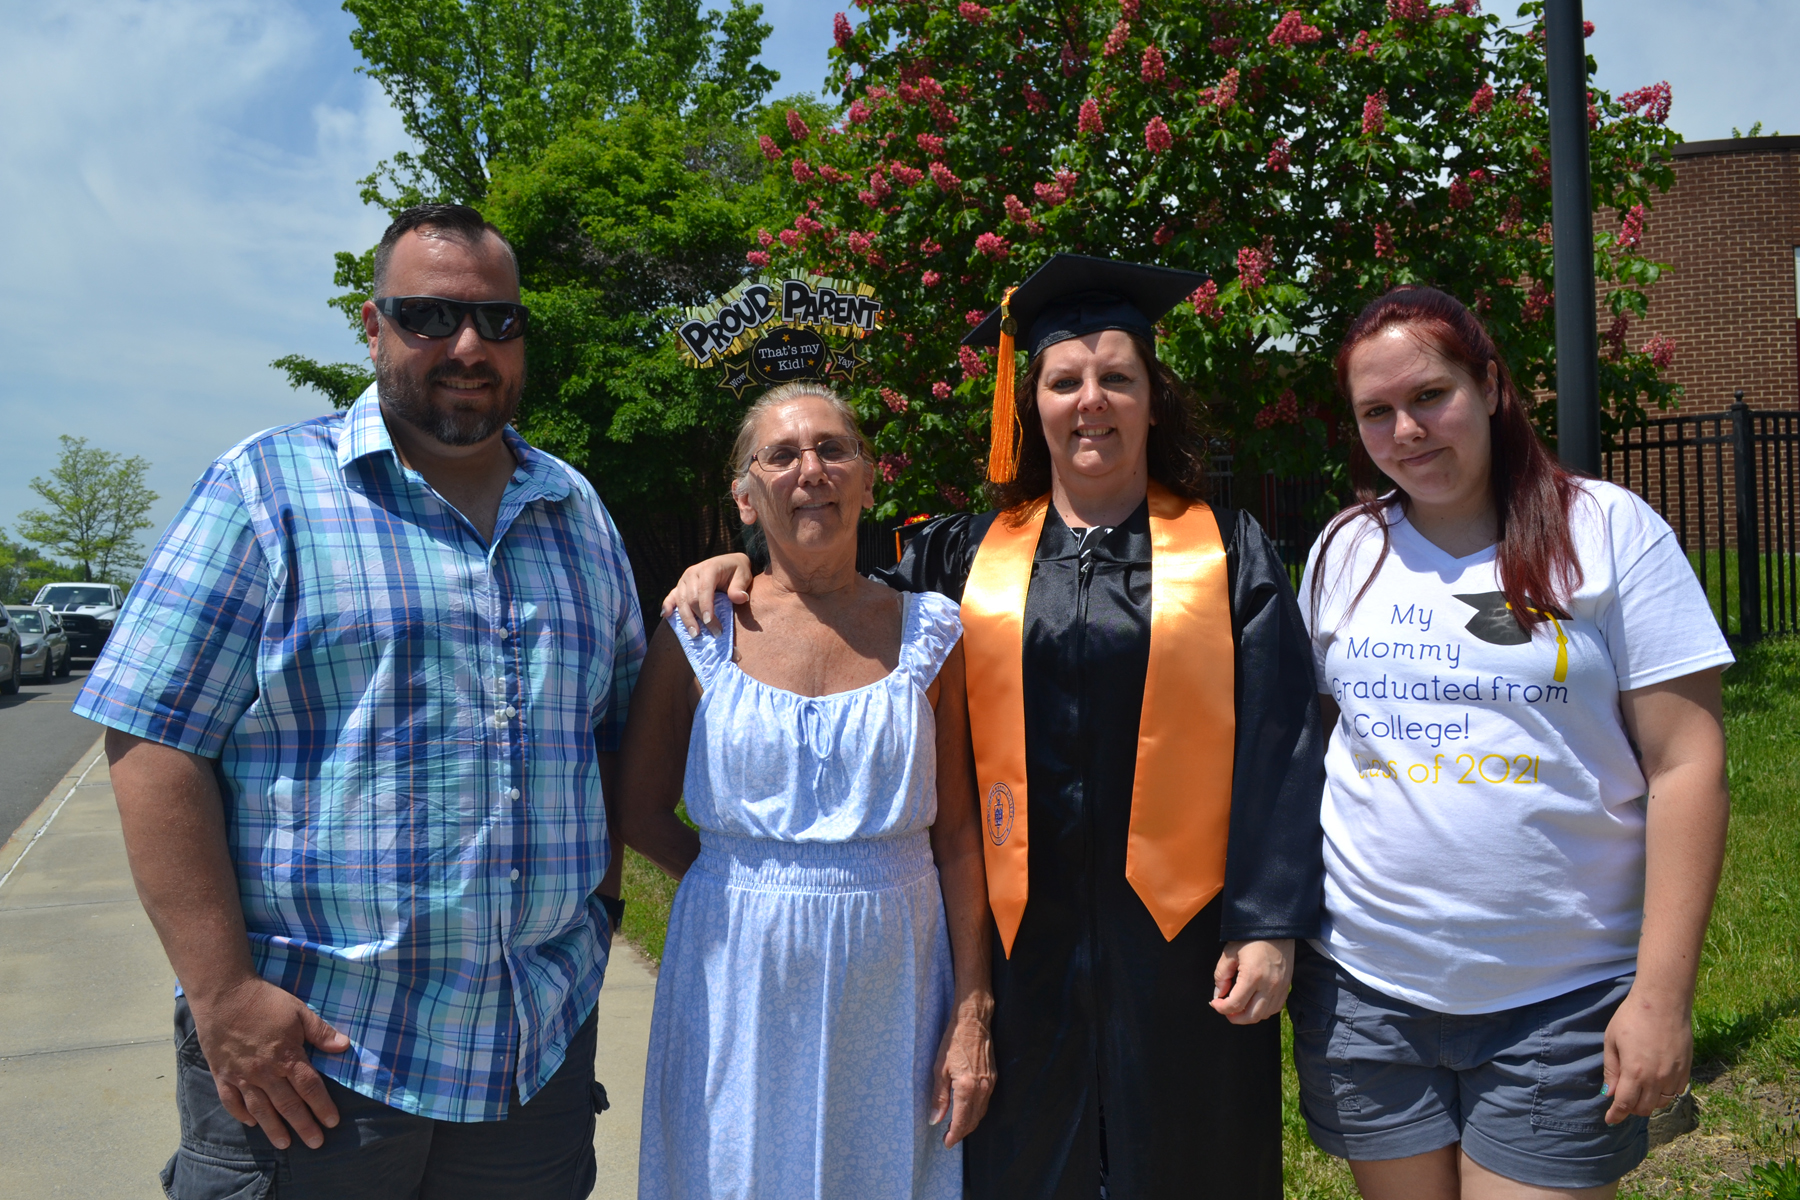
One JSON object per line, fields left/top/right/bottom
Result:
{"left": 771, "top": 0, "right": 1682, "bottom": 519}
{"left": 16, "top": 436, "right": 158, "bottom": 585}
{"left": 0, "top": 528, "right": 77, "bottom": 604}
{"left": 276, "top": 0, "right": 781, "bottom": 408}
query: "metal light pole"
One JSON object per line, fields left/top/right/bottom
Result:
{"left": 1546, "top": 0, "right": 1600, "bottom": 475}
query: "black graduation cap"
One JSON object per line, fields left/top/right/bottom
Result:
{"left": 963, "top": 255, "right": 1209, "bottom": 483}
{"left": 963, "top": 254, "right": 1209, "bottom": 357}
{"left": 1451, "top": 592, "right": 1532, "bottom": 646}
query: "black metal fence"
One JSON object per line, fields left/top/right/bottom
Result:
{"left": 1604, "top": 398, "right": 1800, "bottom": 641}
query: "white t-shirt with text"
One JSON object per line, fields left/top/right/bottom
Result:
{"left": 1300, "top": 480, "right": 1733, "bottom": 1013}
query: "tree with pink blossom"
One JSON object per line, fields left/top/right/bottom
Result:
{"left": 758, "top": 0, "right": 1682, "bottom": 515}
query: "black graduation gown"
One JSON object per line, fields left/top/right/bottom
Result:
{"left": 873, "top": 499, "right": 1325, "bottom": 1200}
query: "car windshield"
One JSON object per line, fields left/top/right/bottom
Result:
{"left": 8, "top": 610, "right": 44, "bottom": 632}
{"left": 37, "top": 586, "right": 113, "bottom": 607}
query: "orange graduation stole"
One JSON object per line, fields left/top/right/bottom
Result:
{"left": 960, "top": 483, "right": 1237, "bottom": 956}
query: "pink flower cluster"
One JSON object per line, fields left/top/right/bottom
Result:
{"left": 1454, "top": 0, "right": 1479, "bottom": 12}
{"left": 847, "top": 230, "right": 875, "bottom": 255}
{"left": 1448, "top": 177, "right": 1472, "bottom": 209}
{"left": 757, "top": 229, "right": 775, "bottom": 247}
{"left": 958, "top": 1, "right": 990, "bottom": 22}
{"left": 932, "top": 382, "right": 953, "bottom": 401}
{"left": 1602, "top": 312, "right": 1632, "bottom": 360}
{"left": 1362, "top": 89, "right": 1388, "bottom": 135}
{"left": 1522, "top": 280, "right": 1552, "bottom": 323}
{"left": 1141, "top": 44, "right": 1166, "bottom": 83}
{"left": 795, "top": 215, "right": 823, "bottom": 237}
{"left": 1469, "top": 82, "right": 1494, "bottom": 115}
{"left": 965, "top": 309, "right": 987, "bottom": 327}
{"left": 1373, "top": 222, "right": 1396, "bottom": 259}
{"left": 1121, "top": 0, "right": 1141, "bottom": 17}
{"left": 1618, "top": 81, "right": 1672, "bottom": 125}
{"left": 759, "top": 135, "right": 782, "bottom": 161}
{"left": 919, "top": 238, "right": 942, "bottom": 255}
{"left": 889, "top": 164, "right": 924, "bottom": 187}
{"left": 1004, "top": 194, "right": 1032, "bottom": 223}
{"left": 1348, "top": 30, "right": 1379, "bottom": 56}
{"left": 1103, "top": 19, "right": 1131, "bottom": 57}
{"left": 922, "top": 270, "right": 942, "bottom": 288}
{"left": 1144, "top": 116, "right": 1173, "bottom": 154}
{"left": 1079, "top": 97, "right": 1105, "bottom": 135}
{"left": 848, "top": 98, "right": 872, "bottom": 124}
{"left": 779, "top": 229, "right": 800, "bottom": 248}
{"left": 929, "top": 161, "right": 961, "bottom": 191}
{"left": 1060, "top": 41, "right": 1083, "bottom": 78}
{"left": 1267, "top": 11, "right": 1323, "bottom": 45}
{"left": 916, "top": 132, "right": 945, "bottom": 157}
{"left": 1254, "top": 390, "right": 1301, "bottom": 430}
{"left": 959, "top": 346, "right": 988, "bottom": 379}
{"left": 1237, "top": 246, "right": 1269, "bottom": 290}
{"left": 791, "top": 159, "right": 815, "bottom": 184}
{"left": 1022, "top": 83, "right": 1049, "bottom": 113}
{"left": 1387, "top": 0, "right": 1428, "bottom": 18}
{"left": 787, "top": 111, "right": 811, "bottom": 142}
{"left": 1583, "top": 19, "right": 1594, "bottom": 36}
{"left": 975, "top": 231, "right": 1011, "bottom": 260}
{"left": 1617, "top": 204, "right": 1644, "bottom": 250}
{"left": 1153, "top": 223, "right": 1173, "bottom": 246}
{"left": 938, "top": 482, "right": 967, "bottom": 507}
{"left": 818, "top": 165, "right": 850, "bottom": 184}
{"left": 1190, "top": 280, "right": 1221, "bottom": 319}
{"left": 746, "top": 250, "right": 770, "bottom": 267}
{"left": 1267, "top": 136, "right": 1291, "bottom": 171}
{"left": 877, "top": 453, "right": 911, "bottom": 483}
{"left": 1641, "top": 332, "right": 1676, "bottom": 369}
{"left": 1035, "top": 170, "right": 1080, "bottom": 206}
{"left": 880, "top": 387, "right": 909, "bottom": 413}
{"left": 1199, "top": 67, "right": 1239, "bottom": 109}
{"left": 833, "top": 12, "right": 853, "bottom": 50}
{"left": 1211, "top": 35, "right": 1241, "bottom": 57}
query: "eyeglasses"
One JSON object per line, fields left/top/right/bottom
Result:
{"left": 374, "top": 296, "right": 530, "bottom": 342}
{"left": 749, "top": 436, "right": 866, "bottom": 472}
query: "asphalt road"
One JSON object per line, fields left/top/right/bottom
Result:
{"left": 0, "top": 661, "right": 104, "bottom": 841}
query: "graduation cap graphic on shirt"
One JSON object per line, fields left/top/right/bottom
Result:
{"left": 1451, "top": 592, "right": 1532, "bottom": 645}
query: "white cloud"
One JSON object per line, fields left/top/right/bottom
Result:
{"left": 0, "top": 1, "right": 410, "bottom": 542}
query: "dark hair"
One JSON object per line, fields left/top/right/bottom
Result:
{"left": 371, "top": 204, "right": 520, "bottom": 297}
{"left": 1311, "top": 286, "right": 1584, "bottom": 631}
{"left": 987, "top": 333, "right": 1211, "bottom": 512}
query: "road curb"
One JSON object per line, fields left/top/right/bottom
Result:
{"left": 0, "top": 733, "right": 106, "bottom": 890}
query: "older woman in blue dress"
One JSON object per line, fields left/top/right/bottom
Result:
{"left": 616, "top": 381, "right": 994, "bottom": 1199}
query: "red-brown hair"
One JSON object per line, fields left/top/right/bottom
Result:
{"left": 1311, "top": 286, "right": 1584, "bottom": 630}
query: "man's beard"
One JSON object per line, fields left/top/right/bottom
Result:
{"left": 376, "top": 342, "right": 524, "bottom": 447}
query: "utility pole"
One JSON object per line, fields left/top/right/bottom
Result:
{"left": 1546, "top": 0, "right": 1600, "bottom": 475}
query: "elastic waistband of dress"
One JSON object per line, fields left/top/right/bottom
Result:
{"left": 693, "top": 830, "right": 936, "bottom": 893}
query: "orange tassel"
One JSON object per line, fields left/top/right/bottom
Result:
{"left": 987, "top": 286, "right": 1020, "bottom": 483}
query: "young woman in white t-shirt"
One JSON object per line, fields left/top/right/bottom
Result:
{"left": 1293, "top": 286, "right": 1732, "bottom": 1200}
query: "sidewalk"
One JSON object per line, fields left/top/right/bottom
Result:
{"left": 0, "top": 736, "right": 655, "bottom": 1198}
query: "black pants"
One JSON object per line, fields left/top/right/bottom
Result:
{"left": 161, "top": 996, "right": 606, "bottom": 1200}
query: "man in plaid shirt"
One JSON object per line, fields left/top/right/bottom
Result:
{"left": 76, "top": 205, "right": 645, "bottom": 1198}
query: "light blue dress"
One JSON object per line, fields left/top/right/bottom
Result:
{"left": 638, "top": 589, "right": 964, "bottom": 1200}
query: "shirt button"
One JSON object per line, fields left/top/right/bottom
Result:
{"left": 498, "top": 628, "right": 510, "bottom": 640}
{"left": 505, "top": 705, "right": 518, "bottom": 718}
{"left": 510, "top": 869, "right": 521, "bottom": 882}
{"left": 509, "top": 787, "right": 522, "bottom": 800}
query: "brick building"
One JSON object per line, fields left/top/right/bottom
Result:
{"left": 1623, "top": 135, "right": 1800, "bottom": 414}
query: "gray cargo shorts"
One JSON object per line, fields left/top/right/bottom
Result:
{"left": 1288, "top": 944, "right": 1649, "bottom": 1190}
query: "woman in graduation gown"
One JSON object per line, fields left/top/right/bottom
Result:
{"left": 666, "top": 255, "right": 1326, "bottom": 1199}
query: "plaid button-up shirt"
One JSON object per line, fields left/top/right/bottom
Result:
{"left": 76, "top": 387, "right": 645, "bottom": 1121}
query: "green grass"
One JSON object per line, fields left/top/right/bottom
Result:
{"left": 1683, "top": 549, "right": 1800, "bottom": 638}
{"left": 612, "top": 644, "right": 1800, "bottom": 1196}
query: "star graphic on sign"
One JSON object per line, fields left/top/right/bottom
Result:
{"left": 718, "top": 360, "right": 756, "bottom": 400}
{"left": 828, "top": 341, "right": 867, "bottom": 380}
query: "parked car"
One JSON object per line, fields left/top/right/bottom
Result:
{"left": 6, "top": 606, "right": 71, "bottom": 683}
{"left": 31, "top": 582, "right": 126, "bottom": 658}
{"left": 0, "top": 606, "right": 18, "bottom": 695}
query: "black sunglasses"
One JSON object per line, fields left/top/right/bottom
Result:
{"left": 374, "top": 295, "right": 530, "bottom": 342}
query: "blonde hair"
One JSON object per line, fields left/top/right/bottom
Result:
{"left": 729, "top": 381, "right": 874, "bottom": 497}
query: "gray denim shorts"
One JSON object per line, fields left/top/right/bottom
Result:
{"left": 1288, "top": 945, "right": 1649, "bottom": 1190}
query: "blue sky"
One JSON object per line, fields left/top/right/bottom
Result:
{"left": 1, "top": 0, "right": 1795, "bottom": 543}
